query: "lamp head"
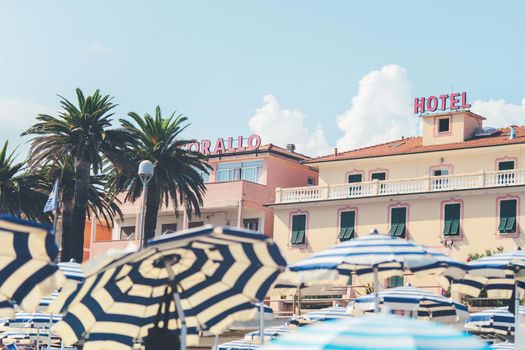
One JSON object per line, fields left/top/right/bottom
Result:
{"left": 138, "top": 160, "right": 154, "bottom": 178}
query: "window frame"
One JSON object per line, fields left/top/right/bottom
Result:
{"left": 389, "top": 206, "right": 408, "bottom": 239}
{"left": 338, "top": 210, "right": 356, "bottom": 242}
{"left": 442, "top": 201, "right": 462, "bottom": 238}
{"left": 497, "top": 196, "right": 520, "bottom": 237}
{"left": 434, "top": 115, "right": 453, "bottom": 137}
{"left": 289, "top": 212, "right": 308, "bottom": 247}
{"left": 438, "top": 117, "right": 450, "bottom": 133}
{"left": 243, "top": 218, "right": 260, "bottom": 232}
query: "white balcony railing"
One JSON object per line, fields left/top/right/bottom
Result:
{"left": 275, "top": 169, "right": 525, "bottom": 204}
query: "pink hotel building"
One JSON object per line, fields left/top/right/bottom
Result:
{"left": 87, "top": 143, "right": 318, "bottom": 258}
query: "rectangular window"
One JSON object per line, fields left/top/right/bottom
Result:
{"left": 498, "top": 161, "right": 515, "bottom": 171}
{"left": 443, "top": 203, "right": 461, "bottom": 236}
{"left": 161, "top": 223, "right": 177, "bottom": 235}
{"left": 307, "top": 177, "right": 315, "bottom": 186}
{"left": 389, "top": 207, "right": 407, "bottom": 238}
{"left": 388, "top": 275, "right": 404, "bottom": 288}
{"left": 188, "top": 221, "right": 204, "bottom": 228}
{"left": 433, "top": 169, "right": 449, "bottom": 176}
{"left": 290, "top": 214, "right": 306, "bottom": 245}
{"left": 120, "top": 226, "right": 135, "bottom": 240}
{"left": 438, "top": 118, "right": 450, "bottom": 133}
{"left": 499, "top": 200, "right": 517, "bottom": 234}
{"left": 338, "top": 211, "right": 355, "bottom": 241}
{"left": 216, "top": 161, "right": 264, "bottom": 183}
{"left": 371, "top": 172, "right": 386, "bottom": 181}
{"left": 348, "top": 174, "right": 363, "bottom": 183}
{"left": 243, "top": 218, "right": 259, "bottom": 232}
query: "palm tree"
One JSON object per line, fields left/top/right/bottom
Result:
{"left": 115, "top": 106, "right": 210, "bottom": 241}
{"left": 41, "top": 157, "right": 123, "bottom": 261}
{"left": 23, "top": 89, "right": 131, "bottom": 262}
{"left": 0, "top": 141, "right": 49, "bottom": 222}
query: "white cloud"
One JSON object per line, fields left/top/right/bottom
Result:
{"left": 86, "top": 41, "right": 115, "bottom": 56}
{"left": 0, "top": 98, "right": 54, "bottom": 157}
{"left": 471, "top": 98, "right": 525, "bottom": 128}
{"left": 336, "top": 64, "right": 418, "bottom": 152}
{"left": 248, "top": 95, "right": 331, "bottom": 156}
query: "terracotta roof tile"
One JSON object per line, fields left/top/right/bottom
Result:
{"left": 306, "top": 126, "right": 525, "bottom": 164}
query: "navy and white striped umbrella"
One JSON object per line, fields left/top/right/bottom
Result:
{"left": 456, "top": 248, "right": 525, "bottom": 344}
{"left": 290, "top": 231, "right": 447, "bottom": 283}
{"left": 52, "top": 226, "right": 286, "bottom": 350}
{"left": 5, "top": 312, "right": 62, "bottom": 329}
{"left": 452, "top": 276, "right": 525, "bottom": 299}
{"left": 465, "top": 306, "right": 525, "bottom": 335}
{"left": 261, "top": 313, "right": 490, "bottom": 350}
{"left": 349, "top": 285, "right": 468, "bottom": 323}
{"left": 0, "top": 216, "right": 65, "bottom": 317}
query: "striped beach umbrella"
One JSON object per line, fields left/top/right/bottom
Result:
{"left": 261, "top": 313, "right": 490, "bottom": 350}
{"left": 5, "top": 312, "right": 62, "bottom": 328}
{"left": 0, "top": 216, "right": 65, "bottom": 317}
{"left": 244, "top": 325, "right": 291, "bottom": 341}
{"left": 287, "top": 306, "right": 352, "bottom": 328}
{"left": 349, "top": 285, "right": 468, "bottom": 323}
{"left": 455, "top": 248, "right": 525, "bottom": 344}
{"left": 465, "top": 306, "right": 525, "bottom": 336}
{"left": 52, "top": 226, "right": 286, "bottom": 350}
{"left": 289, "top": 230, "right": 459, "bottom": 312}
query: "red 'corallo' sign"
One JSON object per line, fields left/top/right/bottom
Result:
{"left": 414, "top": 92, "right": 471, "bottom": 114}
{"left": 184, "top": 134, "right": 261, "bottom": 155}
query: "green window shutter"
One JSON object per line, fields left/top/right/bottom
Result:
{"left": 389, "top": 276, "right": 404, "bottom": 288}
{"left": 444, "top": 203, "right": 461, "bottom": 236}
{"left": 500, "top": 200, "right": 517, "bottom": 233}
{"left": 291, "top": 214, "right": 306, "bottom": 245}
{"left": 339, "top": 211, "right": 355, "bottom": 241}
{"left": 348, "top": 174, "right": 363, "bottom": 183}
{"left": 371, "top": 172, "right": 386, "bottom": 181}
{"left": 390, "top": 207, "right": 407, "bottom": 238}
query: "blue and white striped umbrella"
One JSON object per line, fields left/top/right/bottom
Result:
{"left": 290, "top": 231, "right": 447, "bottom": 284}
{"left": 5, "top": 312, "right": 62, "bottom": 329}
{"left": 465, "top": 306, "right": 525, "bottom": 335}
{"left": 52, "top": 226, "right": 286, "bottom": 350}
{"left": 287, "top": 306, "right": 352, "bottom": 327}
{"left": 452, "top": 276, "right": 525, "bottom": 299}
{"left": 349, "top": 285, "right": 469, "bottom": 323}
{"left": 244, "top": 325, "right": 291, "bottom": 341}
{"left": 213, "top": 339, "right": 261, "bottom": 350}
{"left": 0, "top": 216, "right": 65, "bottom": 317}
{"left": 262, "top": 313, "right": 490, "bottom": 350}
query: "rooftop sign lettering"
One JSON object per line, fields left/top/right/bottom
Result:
{"left": 185, "top": 134, "right": 261, "bottom": 155}
{"left": 414, "top": 92, "right": 471, "bottom": 114}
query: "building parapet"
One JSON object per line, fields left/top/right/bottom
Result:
{"left": 275, "top": 169, "right": 525, "bottom": 204}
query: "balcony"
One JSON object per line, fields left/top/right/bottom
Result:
{"left": 275, "top": 169, "right": 525, "bottom": 204}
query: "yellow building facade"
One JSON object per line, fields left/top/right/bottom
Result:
{"left": 271, "top": 111, "right": 525, "bottom": 288}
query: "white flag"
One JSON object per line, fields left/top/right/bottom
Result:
{"left": 44, "top": 179, "right": 59, "bottom": 213}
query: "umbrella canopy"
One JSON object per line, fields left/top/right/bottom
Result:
{"left": 287, "top": 306, "right": 352, "bottom": 327}
{"left": 453, "top": 276, "right": 525, "bottom": 299}
{"left": 52, "top": 226, "right": 286, "bottom": 350}
{"left": 289, "top": 231, "right": 461, "bottom": 285}
{"left": 261, "top": 313, "right": 490, "bottom": 350}
{"left": 244, "top": 325, "right": 291, "bottom": 341}
{"left": 466, "top": 306, "right": 525, "bottom": 335}
{"left": 0, "top": 216, "right": 65, "bottom": 317}
{"left": 490, "top": 342, "right": 515, "bottom": 349}
{"left": 5, "top": 312, "right": 62, "bottom": 329}
{"left": 349, "top": 285, "right": 468, "bottom": 323}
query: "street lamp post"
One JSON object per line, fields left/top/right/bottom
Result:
{"left": 138, "top": 160, "right": 154, "bottom": 248}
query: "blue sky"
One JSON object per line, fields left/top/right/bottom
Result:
{"left": 1, "top": 1, "right": 524, "bottom": 156}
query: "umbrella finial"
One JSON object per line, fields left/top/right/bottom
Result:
{"left": 518, "top": 247, "right": 522, "bottom": 251}
{"left": 369, "top": 229, "right": 379, "bottom": 235}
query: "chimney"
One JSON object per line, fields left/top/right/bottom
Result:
{"left": 509, "top": 126, "right": 517, "bottom": 140}
{"left": 286, "top": 144, "right": 296, "bottom": 153}
{"left": 334, "top": 147, "right": 338, "bottom": 156}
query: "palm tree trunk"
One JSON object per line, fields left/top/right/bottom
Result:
{"left": 70, "top": 159, "right": 91, "bottom": 262}
{"left": 60, "top": 198, "right": 73, "bottom": 262}
{"left": 144, "top": 179, "right": 160, "bottom": 241}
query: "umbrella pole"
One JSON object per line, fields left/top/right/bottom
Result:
{"left": 298, "top": 287, "right": 302, "bottom": 316}
{"left": 373, "top": 266, "right": 380, "bottom": 313}
{"left": 515, "top": 281, "right": 520, "bottom": 347}
{"left": 163, "top": 259, "right": 187, "bottom": 350}
{"left": 48, "top": 314, "right": 53, "bottom": 349}
{"left": 259, "top": 302, "right": 264, "bottom": 344}
{"left": 36, "top": 327, "right": 40, "bottom": 350}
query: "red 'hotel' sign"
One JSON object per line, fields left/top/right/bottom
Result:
{"left": 414, "top": 92, "right": 471, "bottom": 114}
{"left": 184, "top": 134, "right": 262, "bottom": 155}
